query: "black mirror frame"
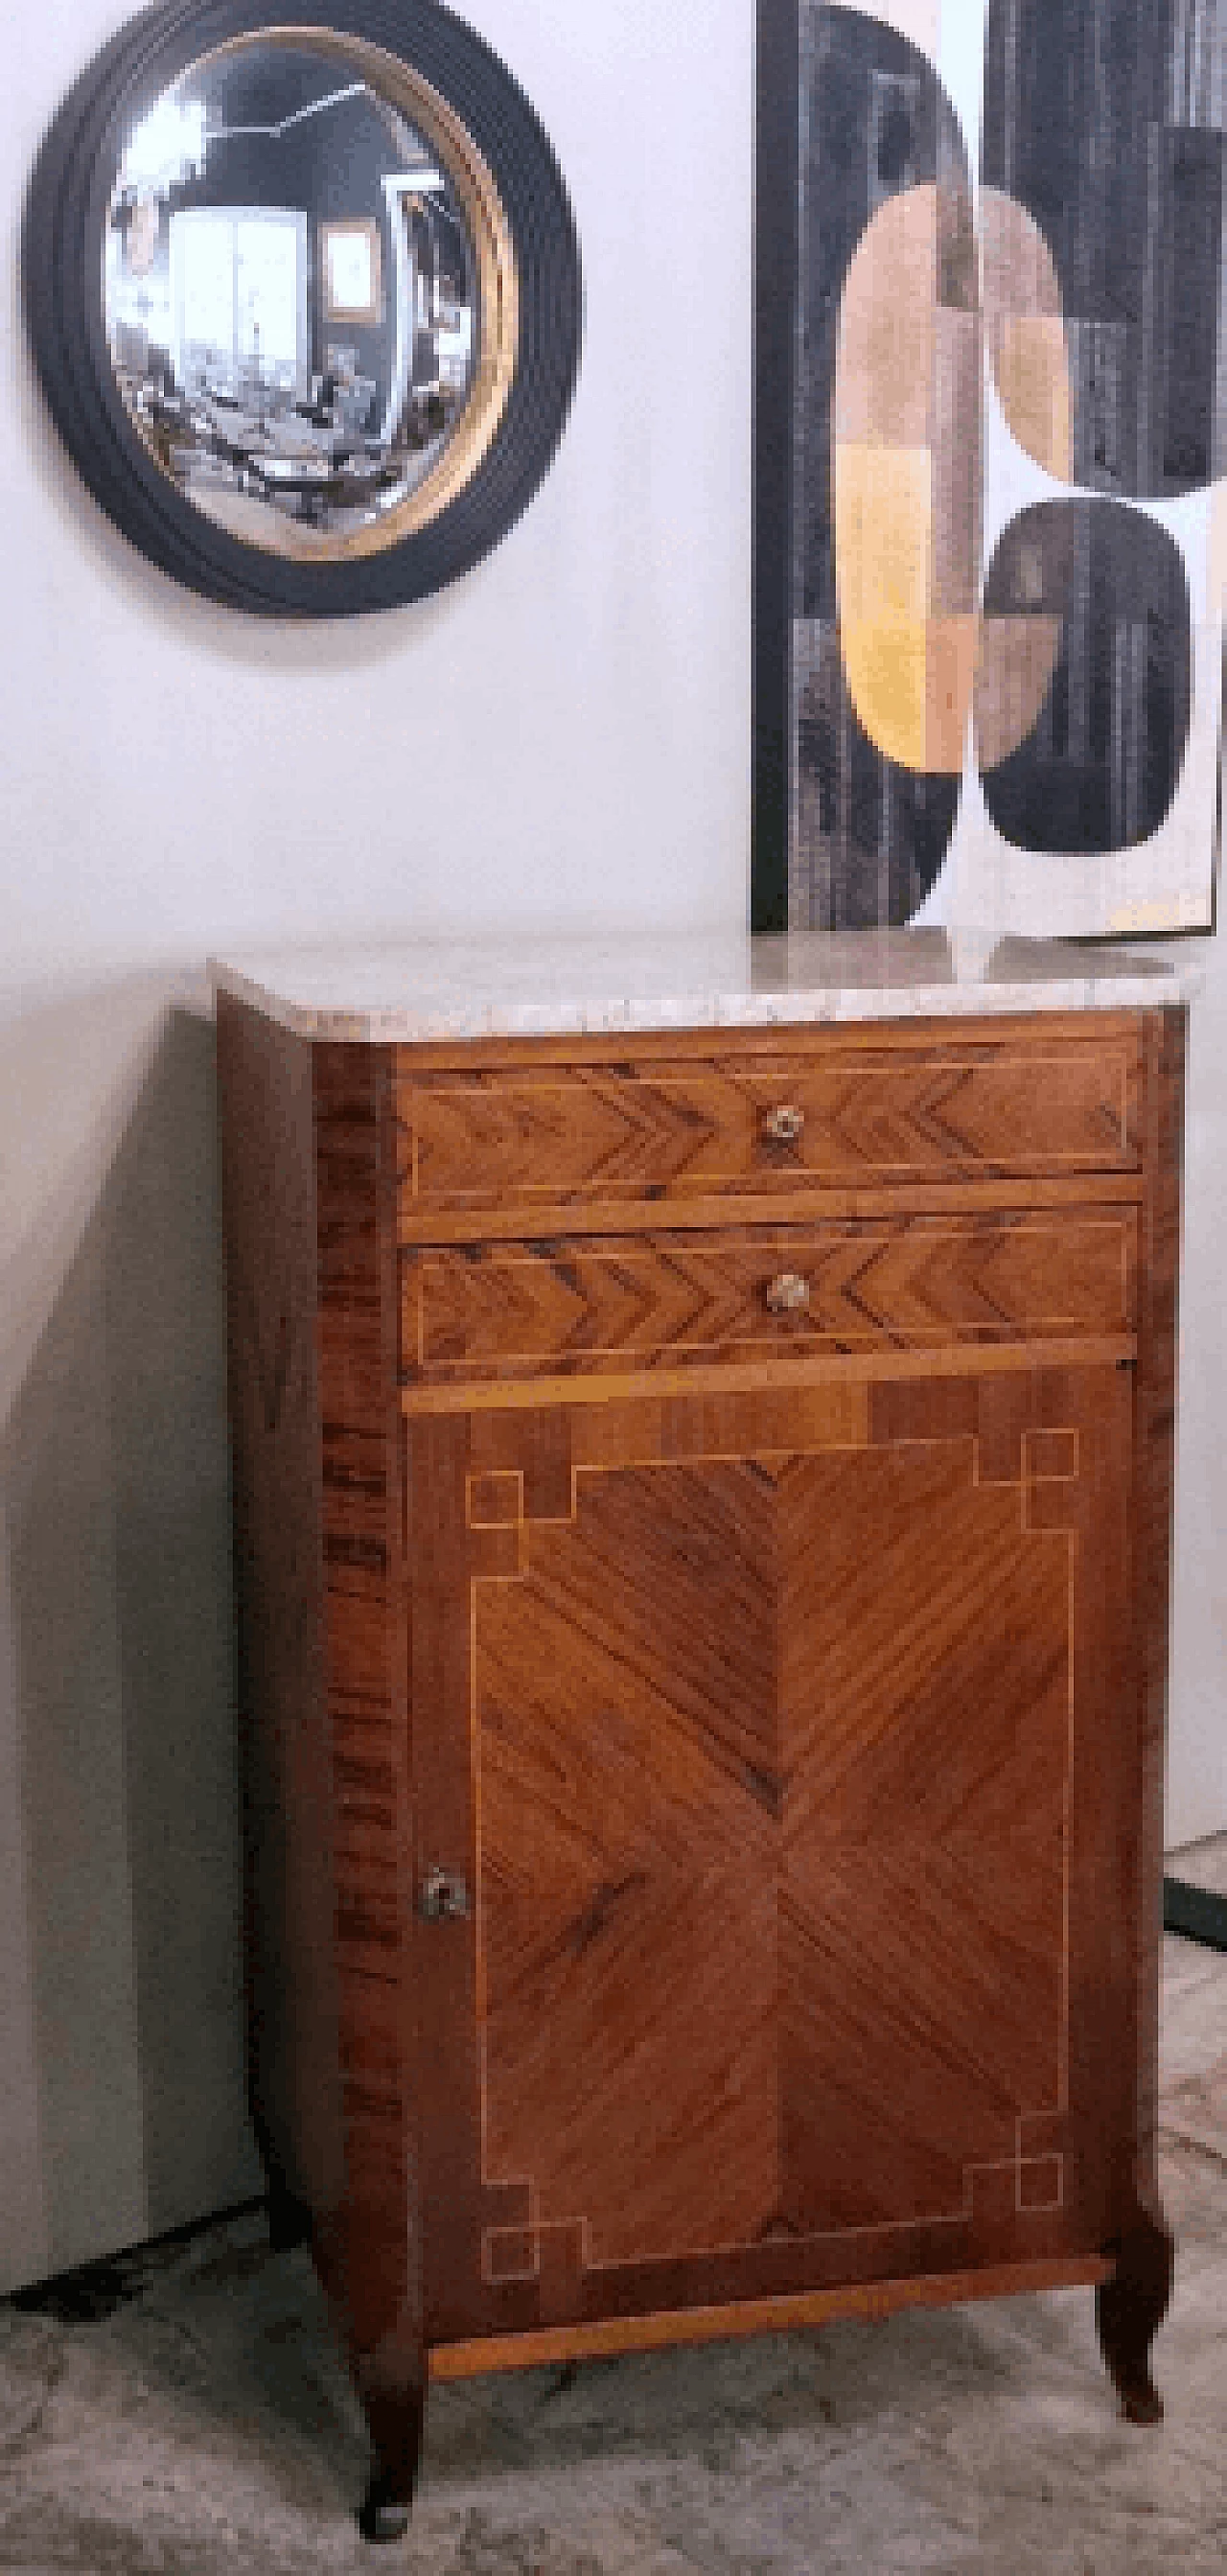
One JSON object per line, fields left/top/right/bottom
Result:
{"left": 22, "top": 0, "right": 583, "bottom": 615}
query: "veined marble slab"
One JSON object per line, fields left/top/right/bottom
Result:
{"left": 209, "top": 928, "right": 1198, "bottom": 1044}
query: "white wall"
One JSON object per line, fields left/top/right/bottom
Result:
{"left": 0, "top": 0, "right": 1220, "bottom": 2297}
{"left": 6, "top": 2, "right": 753, "bottom": 979}
{"left": 0, "top": 0, "right": 754, "bottom": 2295}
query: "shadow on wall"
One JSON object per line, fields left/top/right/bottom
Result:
{"left": 0, "top": 993, "right": 262, "bottom": 2292}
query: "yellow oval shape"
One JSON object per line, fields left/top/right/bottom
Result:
{"left": 833, "top": 181, "right": 983, "bottom": 777}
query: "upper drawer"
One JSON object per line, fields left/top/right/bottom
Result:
{"left": 394, "top": 1034, "right": 1141, "bottom": 1219}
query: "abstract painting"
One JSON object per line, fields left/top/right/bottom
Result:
{"left": 753, "top": 0, "right": 1225, "bottom": 934}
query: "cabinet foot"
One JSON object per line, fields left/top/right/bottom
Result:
{"left": 1096, "top": 2201, "right": 1174, "bottom": 2425}
{"left": 358, "top": 2473, "right": 412, "bottom": 2545}
{"left": 357, "top": 2377, "right": 426, "bottom": 2543}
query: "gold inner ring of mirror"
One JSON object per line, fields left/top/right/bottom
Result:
{"left": 118, "top": 26, "right": 518, "bottom": 562}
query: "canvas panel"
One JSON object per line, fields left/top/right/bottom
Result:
{"left": 755, "top": 0, "right": 1224, "bottom": 934}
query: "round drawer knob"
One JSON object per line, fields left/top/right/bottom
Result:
{"left": 765, "top": 1271, "right": 811, "bottom": 1316}
{"left": 419, "top": 1868, "right": 470, "bottom": 1921}
{"left": 763, "top": 1103, "right": 805, "bottom": 1146}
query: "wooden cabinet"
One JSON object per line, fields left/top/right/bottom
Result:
{"left": 217, "top": 993, "right": 1184, "bottom": 2541}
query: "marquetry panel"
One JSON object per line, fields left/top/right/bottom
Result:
{"left": 475, "top": 1454, "right": 783, "bottom": 2270}
{"left": 403, "top": 1213, "right": 1134, "bottom": 1384}
{"left": 461, "top": 1387, "right": 1108, "bottom": 2315}
{"left": 396, "top": 1035, "right": 1140, "bottom": 1220}
{"left": 778, "top": 1438, "right": 1069, "bottom": 2235}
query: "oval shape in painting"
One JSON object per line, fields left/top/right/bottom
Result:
{"left": 978, "top": 185, "right": 1073, "bottom": 486}
{"left": 833, "top": 178, "right": 983, "bottom": 777}
{"left": 977, "top": 500, "right": 1192, "bottom": 852}
{"left": 786, "top": 9, "right": 978, "bottom": 927}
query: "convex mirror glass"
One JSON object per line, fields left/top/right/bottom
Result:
{"left": 23, "top": 2, "right": 581, "bottom": 613}
{"left": 104, "top": 36, "right": 502, "bottom": 558}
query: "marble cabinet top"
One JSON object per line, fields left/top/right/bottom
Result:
{"left": 209, "top": 928, "right": 1198, "bottom": 1044}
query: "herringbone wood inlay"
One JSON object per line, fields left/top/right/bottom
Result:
{"left": 405, "top": 1215, "right": 1132, "bottom": 1383}
{"left": 397, "top": 1039, "right": 1138, "bottom": 1215}
{"left": 471, "top": 1420, "right": 1078, "bottom": 2292}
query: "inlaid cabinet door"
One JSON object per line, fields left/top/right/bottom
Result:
{"left": 406, "top": 1364, "right": 1136, "bottom": 2345}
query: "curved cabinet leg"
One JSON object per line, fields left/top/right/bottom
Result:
{"left": 356, "top": 2362, "right": 427, "bottom": 2544}
{"left": 1096, "top": 2200, "right": 1174, "bottom": 2425}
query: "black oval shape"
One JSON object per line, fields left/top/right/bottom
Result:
{"left": 978, "top": 500, "right": 1192, "bottom": 854}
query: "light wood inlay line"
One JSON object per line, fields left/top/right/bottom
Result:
{"left": 398, "top": 1173, "right": 1147, "bottom": 1247}
{"left": 427, "top": 2261, "right": 1115, "bottom": 2379}
{"left": 401, "top": 1337, "right": 1137, "bottom": 1416}
{"left": 467, "top": 1471, "right": 524, "bottom": 1528}
{"left": 1018, "top": 2156, "right": 1065, "bottom": 2214}
{"left": 1025, "top": 1427, "right": 1080, "bottom": 1481}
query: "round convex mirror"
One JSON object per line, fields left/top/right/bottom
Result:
{"left": 104, "top": 36, "right": 507, "bottom": 558}
{"left": 24, "top": 4, "right": 581, "bottom": 613}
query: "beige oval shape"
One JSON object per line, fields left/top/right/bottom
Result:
{"left": 974, "top": 615, "right": 1065, "bottom": 772}
{"left": 833, "top": 182, "right": 983, "bottom": 775}
{"left": 979, "top": 187, "right": 1073, "bottom": 484}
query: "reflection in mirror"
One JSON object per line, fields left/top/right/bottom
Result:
{"left": 104, "top": 36, "right": 488, "bottom": 555}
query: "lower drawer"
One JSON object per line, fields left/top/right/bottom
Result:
{"left": 400, "top": 1212, "right": 1136, "bottom": 1387}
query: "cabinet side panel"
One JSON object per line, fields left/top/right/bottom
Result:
{"left": 1133, "top": 1008, "right": 1187, "bottom": 2205}
{"left": 313, "top": 1045, "right": 420, "bottom": 2362}
{"left": 215, "top": 994, "right": 343, "bottom": 2218}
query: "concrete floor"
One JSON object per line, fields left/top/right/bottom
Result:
{"left": 1, "top": 1909, "right": 1224, "bottom": 2573}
